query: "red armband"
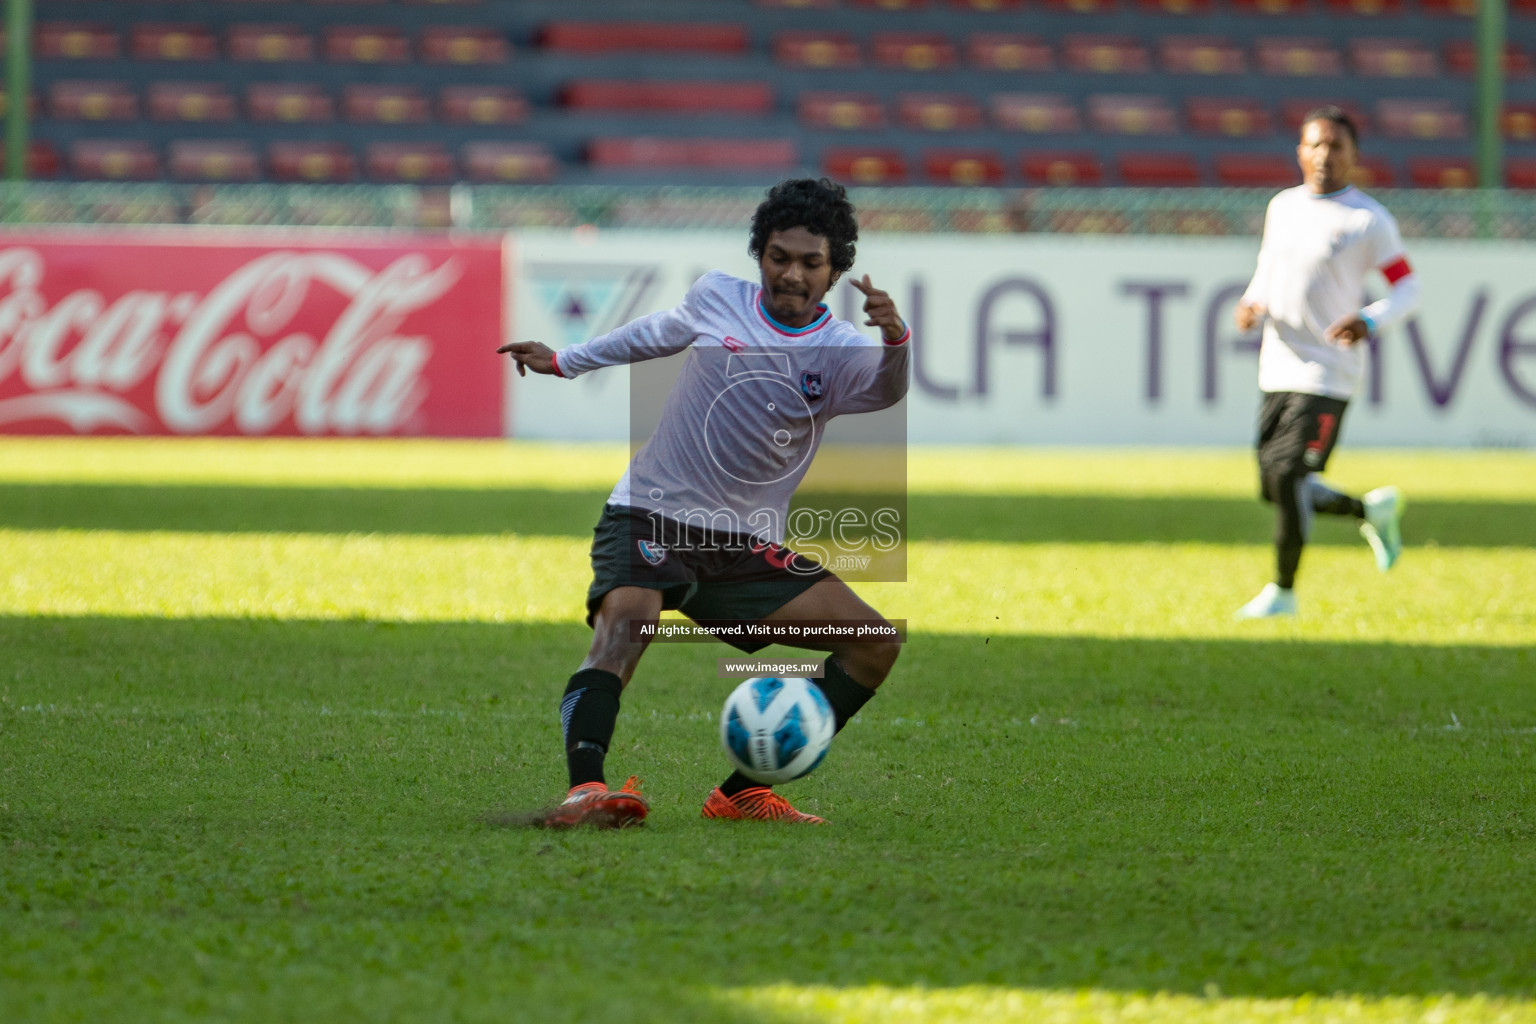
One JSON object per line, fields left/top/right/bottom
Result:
{"left": 1380, "top": 257, "right": 1412, "bottom": 285}
{"left": 550, "top": 351, "right": 563, "bottom": 377}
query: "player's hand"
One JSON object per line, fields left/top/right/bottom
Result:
{"left": 1324, "top": 314, "right": 1370, "bottom": 346}
{"left": 496, "top": 340, "right": 559, "bottom": 377}
{"left": 850, "top": 274, "right": 907, "bottom": 343}
{"left": 1234, "top": 301, "right": 1267, "bottom": 332}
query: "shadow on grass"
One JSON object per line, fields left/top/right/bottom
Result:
{"left": 3, "top": 483, "right": 1533, "bottom": 547}
{"left": 3, "top": 614, "right": 1533, "bottom": 1021}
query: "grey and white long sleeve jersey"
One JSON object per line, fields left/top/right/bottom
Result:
{"left": 552, "top": 270, "right": 910, "bottom": 544}
{"left": 1242, "top": 184, "right": 1420, "bottom": 400}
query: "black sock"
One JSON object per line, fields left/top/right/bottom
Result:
{"left": 717, "top": 657, "right": 877, "bottom": 798}
{"left": 561, "top": 668, "right": 623, "bottom": 789}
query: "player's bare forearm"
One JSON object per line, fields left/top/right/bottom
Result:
{"left": 496, "top": 340, "right": 559, "bottom": 377}
{"left": 851, "top": 274, "right": 907, "bottom": 343}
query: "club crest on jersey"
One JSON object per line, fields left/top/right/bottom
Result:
{"left": 637, "top": 539, "right": 668, "bottom": 566}
{"left": 800, "top": 371, "right": 823, "bottom": 400}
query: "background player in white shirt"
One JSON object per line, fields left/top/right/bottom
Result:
{"left": 1233, "top": 106, "right": 1420, "bottom": 619}
{"left": 499, "top": 178, "right": 910, "bottom": 826}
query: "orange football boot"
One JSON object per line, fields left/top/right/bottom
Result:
{"left": 539, "top": 776, "right": 648, "bottom": 829}
{"left": 701, "top": 785, "right": 825, "bottom": 824}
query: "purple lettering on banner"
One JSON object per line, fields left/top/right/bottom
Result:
{"left": 1406, "top": 291, "right": 1486, "bottom": 409}
{"left": 1202, "top": 283, "right": 1262, "bottom": 404}
{"left": 1120, "top": 281, "right": 1189, "bottom": 402}
{"left": 907, "top": 279, "right": 961, "bottom": 402}
{"left": 975, "top": 279, "right": 1055, "bottom": 398}
{"left": 1498, "top": 294, "right": 1536, "bottom": 409}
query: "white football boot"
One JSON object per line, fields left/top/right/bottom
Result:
{"left": 1360, "top": 486, "right": 1405, "bottom": 571}
{"left": 1235, "top": 582, "right": 1298, "bottom": 620}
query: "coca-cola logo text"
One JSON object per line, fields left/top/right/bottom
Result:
{"left": 0, "top": 246, "right": 470, "bottom": 435}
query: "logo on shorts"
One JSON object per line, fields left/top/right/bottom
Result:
{"left": 637, "top": 539, "right": 668, "bottom": 566}
{"left": 800, "top": 371, "right": 823, "bottom": 400}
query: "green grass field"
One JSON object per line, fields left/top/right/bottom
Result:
{"left": 2, "top": 438, "right": 1533, "bottom": 1024}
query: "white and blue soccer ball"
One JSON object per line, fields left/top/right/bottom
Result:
{"left": 719, "top": 676, "right": 835, "bottom": 785}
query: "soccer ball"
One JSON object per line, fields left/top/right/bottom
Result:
{"left": 719, "top": 676, "right": 835, "bottom": 785}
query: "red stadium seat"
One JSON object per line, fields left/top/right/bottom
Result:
{"left": 798, "top": 93, "right": 887, "bottom": 131}
{"left": 419, "top": 26, "right": 508, "bottom": 65}
{"left": 1352, "top": 38, "right": 1437, "bottom": 77}
{"left": 1506, "top": 104, "right": 1536, "bottom": 142}
{"left": 1021, "top": 151, "right": 1103, "bottom": 186}
{"left": 1118, "top": 152, "right": 1202, "bottom": 186}
{"left": 992, "top": 94, "right": 1081, "bottom": 133}
{"left": 227, "top": 24, "right": 315, "bottom": 62}
{"left": 50, "top": 80, "right": 137, "bottom": 122}
{"left": 1255, "top": 38, "right": 1344, "bottom": 76}
{"left": 71, "top": 140, "right": 159, "bottom": 181}
{"left": 247, "top": 83, "right": 334, "bottom": 123}
{"left": 540, "top": 23, "right": 747, "bottom": 55}
{"left": 147, "top": 82, "right": 237, "bottom": 122}
{"left": 130, "top": 23, "right": 217, "bottom": 61}
{"left": 967, "top": 34, "right": 1053, "bottom": 72}
{"left": 0, "top": 141, "right": 62, "bottom": 179}
{"left": 1088, "top": 94, "right": 1178, "bottom": 135}
{"left": 1507, "top": 159, "right": 1536, "bottom": 189}
{"left": 871, "top": 33, "right": 958, "bottom": 71}
{"left": 1228, "top": 0, "right": 1309, "bottom": 13}
{"left": 1408, "top": 157, "right": 1474, "bottom": 188}
{"left": 36, "top": 22, "right": 119, "bottom": 60}
{"left": 758, "top": 0, "right": 839, "bottom": 6}
{"left": 561, "top": 81, "right": 774, "bottom": 116}
{"left": 952, "top": 0, "right": 1024, "bottom": 9}
{"left": 924, "top": 149, "right": 1006, "bottom": 186}
{"left": 1186, "top": 97, "right": 1274, "bottom": 137}
{"left": 1419, "top": 0, "right": 1477, "bottom": 13}
{"left": 1279, "top": 98, "right": 1369, "bottom": 134}
{"left": 1377, "top": 98, "right": 1467, "bottom": 139}
{"left": 899, "top": 93, "right": 984, "bottom": 132}
{"left": 1214, "top": 154, "right": 1298, "bottom": 187}
{"left": 1042, "top": 0, "right": 1115, "bottom": 12}
{"left": 366, "top": 142, "right": 455, "bottom": 183}
{"left": 1325, "top": 0, "right": 1401, "bottom": 13}
{"left": 168, "top": 140, "right": 260, "bottom": 182}
{"left": 588, "top": 137, "right": 797, "bottom": 170}
{"left": 1350, "top": 156, "right": 1395, "bottom": 188}
{"left": 822, "top": 148, "right": 908, "bottom": 186}
{"left": 850, "top": 0, "right": 928, "bottom": 7}
{"left": 1064, "top": 35, "right": 1152, "bottom": 75}
{"left": 1160, "top": 36, "right": 1246, "bottom": 75}
{"left": 439, "top": 86, "right": 528, "bottom": 126}
{"left": 268, "top": 141, "right": 356, "bottom": 183}
{"left": 1137, "top": 0, "right": 1212, "bottom": 12}
{"left": 324, "top": 25, "right": 410, "bottom": 63}
{"left": 774, "top": 32, "right": 861, "bottom": 69}
{"left": 1517, "top": 0, "right": 1536, "bottom": 15}
{"left": 462, "top": 142, "right": 557, "bottom": 183}
{"left": 1443, "top": 40, "right": 1533, "bottom": 78}
{"left": 344, "top": 85, "right": 430, "bottom": 124}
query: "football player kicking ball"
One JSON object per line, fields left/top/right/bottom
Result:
{"left": 498, "top": 178, "right": 909, "bottom": 827}
{"left": 1233, "top": 106, "right": 1420, "bottom": 620}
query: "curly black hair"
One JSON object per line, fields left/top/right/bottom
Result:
{"left": 748, "top": 178, "right": 858, "bottom": 275}
{"left": 1299, "top": 104, "right": 1360, "bottom": 148}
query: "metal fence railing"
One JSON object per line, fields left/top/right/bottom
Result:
{"left": 3, "top": 182, "right": 1535, "bottom": 239}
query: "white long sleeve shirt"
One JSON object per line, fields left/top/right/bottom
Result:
{"left": 1242, "top": 184, "right": 1420, "bottom": 400}
{"left": 553, "top": 270, "right": 910, "bottom": 543}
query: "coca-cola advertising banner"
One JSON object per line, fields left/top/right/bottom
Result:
{"left": 0, "top": 232, "right": 505, "bottom": 436}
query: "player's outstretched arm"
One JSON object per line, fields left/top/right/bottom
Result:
{"left": 850, "top": 275, "right": 908, "bottom": 343}
{"left": 496, "top": 341, "right": 559, "bottom": 377}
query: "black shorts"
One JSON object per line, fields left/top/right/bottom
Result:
{"left": 1257, "top": 390, "right": 1349, "bottom": 477}
{"left": 585, "top": 504, "right": 832, "bottom": 653}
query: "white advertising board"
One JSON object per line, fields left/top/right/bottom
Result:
{"left": 508, "top": 229, "right": 1536, "bottom": 448}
